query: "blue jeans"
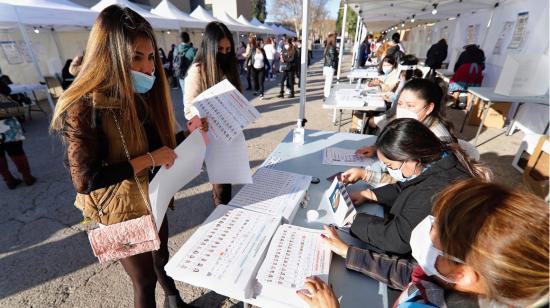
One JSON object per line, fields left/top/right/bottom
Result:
{"left": 179, "top": 78, "right": 186, "bottom": 105}
{"left": 267, "top": 59, "right": 274, "bottom": 79}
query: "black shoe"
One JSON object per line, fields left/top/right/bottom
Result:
{"left": 288, "top": 94, "right": 295, "bottom": 98}
{"left": 164, "top": 295, "right": 197, "bottom": 308}
{"left": 277, "top": 93, "right": 284, "bottom": 98}
{"left": 6, "top": 178, "right": 22, "bottom": 190}
{"left": 254, "top": 92, "right": 258, "bottom": 96}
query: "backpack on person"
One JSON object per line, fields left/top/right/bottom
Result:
{"left": 173, "top": 45, "right": 195, "bottom": 79}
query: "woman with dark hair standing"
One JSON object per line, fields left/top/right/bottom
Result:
{"left": 184, "top": 21, "right": 242, "bottom": 206}
{"left": 278, "top": 37, "right": 297, "bottom": 99}
{"left": 246, "top": 36, "right": 270, "bottom": 98}
{"left": 322, "top": 33, "right": 338, "bottom": 99}
{"left": 344, "top": 118, "right": 491, "bottom": 255}
{"left": 51, "top": 6, "right": 192, "bottom": 307}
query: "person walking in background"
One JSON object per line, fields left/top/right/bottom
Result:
{"left": 449, "top": 44, "right": 485, "bottom": 108}
{"left": 244, "top": 35, "right": 254, "bottom": 90}
{"left": 263, "top": 37, "right": 276, "bottom": 80}
{"left": 237, "top": 41, "right": 246, "bottom": 75}
{"left": 174, "top": 32, "right": 196, "bottom": 105}
{"left": 0, "top": 114, "right": 36, "bottom": 189}
{"left": 292, "top": 37, "right": 301, "bottom": 87}
{"left": 167, "top": 44, "right": 178, "bottom": 89}
{"left": 246, "top": 37, "right": 269, "bottom": 99}
{"left": 183, "top": 21, "right": 242, "bottom": 206}
{"left": 277, "top": 37, "right": 297, "bottom": 99}
{"left": 322, "top": 33, "right": 338, "bottom": 100}
{"left": 50, "top": 5, "right": 192, "bottom": 307}
{"left": 425, "top": 39, "right": 448, "bottom": 79}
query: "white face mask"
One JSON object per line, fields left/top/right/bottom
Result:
{"left": 387, "top": 161, "right": 419, "bottom": 182}
{"left": 382, "top": 66, "right": 393, "bottom": 74}
{"left": 396, "top": 105, "right": 427, "bottom": 120}
{"left": 410, "top": 215, "right": 464, "bottom": 283}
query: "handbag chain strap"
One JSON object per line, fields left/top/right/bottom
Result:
{"left": 111, "top": 110, "right": 153, "bottom": 214}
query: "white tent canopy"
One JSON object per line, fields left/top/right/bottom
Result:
{"left": 236, "top": 15, "right": 265, "bottom": 34}
{"left": 0, "top": 0, "right": 97, "bottom": 27}
{"left": 151, "top": 0, "right": 207, "bottom": 29}
{"left": 248, "top": 17, "right": 276, "bottom": 34}
{"left": 214, "top": 11, "right": 258, "bottom": 33}
{"left": 189, "top": 5, "right": 219, "bottom": 24}
{"left": 277, "top": 25, "right": 295, "bottom": 36}
{"left": 347, "top": 0, "right": 494, "bottom": 32}
{"left": 92, "top": 0, "right": 180, "bottom": 30}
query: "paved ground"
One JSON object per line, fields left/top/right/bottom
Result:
{"left": 0, "top": 50, "right": 527, "bottom": 308}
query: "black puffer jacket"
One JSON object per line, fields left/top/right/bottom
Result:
{"left": 350, "top": 154, "right": 471, "bottom": 255}
{"left": 425, "top": 40, "right": 448, "bottom": 69}
{"left": 323, "top": 45, "right": 338, "bottom": 69}
{"left": 454, "top": 44, "right": 485, "bottom": 72}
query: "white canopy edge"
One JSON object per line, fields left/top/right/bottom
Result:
{"left": 151, "top": 0, "right": 207, "bottom": 29}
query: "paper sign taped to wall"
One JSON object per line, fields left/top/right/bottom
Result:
{"left": 494, "top": 54, "right": 549, "bottom": 96}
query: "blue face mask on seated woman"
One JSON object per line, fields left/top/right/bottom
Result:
{"left": 131, "top": 70, "right": 156, "bottom": 93}
{"left": 387, "top": 160, "right": 431, "bottom": 182}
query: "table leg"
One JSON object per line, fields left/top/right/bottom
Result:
{"left": 506, "top": 102, "right": 523, "bottom": 136}
{"left": 474, "top": 101, "right": 491, "bottom": 146}
{"left": 460, "top": 95, "right": 479, "bottom": 133}
{"left": 338, "top": 109, "right": 343, "bottom": 132}
{"left": 360, "top": 111, "right": 367, "bottom": 134}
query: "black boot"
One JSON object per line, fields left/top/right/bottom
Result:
{"left": 10, "top": 154, "right": 36, "bottom": 186}
{"left": 0, "top": 155, "right": 21, "bottom": 189}
{"left": 163, "top": 294, "right": 197, "bottom": 308}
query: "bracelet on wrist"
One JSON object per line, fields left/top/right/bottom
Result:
{"left": 146, "top": 152, "right": 155, "bottom": 173}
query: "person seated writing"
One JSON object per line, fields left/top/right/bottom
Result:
{"left": 343, "top": 118, "right": 491, "bottom": 255}
{"left": 299, "top": 179, "right": 549, "bottom": 308}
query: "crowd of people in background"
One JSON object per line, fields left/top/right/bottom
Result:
{"left": 0, "top": 3, "right": 543, "bottom": 308}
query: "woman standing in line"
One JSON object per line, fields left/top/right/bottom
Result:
{"left": 51, "top": 6, "right": 193, "bottom": 308}
{"left": 322, "top": 33, "right": 338, "bottom": 100}
{"left": 278, "top": 37, "right": 297, "bottom": 99}
{"left": 263, "top": 37, "right": 277, "bottom": 81}
{"left": 183, "top": 21, "right": 242, "bottom": 206}
{"left": 246, "top": 37, "right": 270, "bottom": 99}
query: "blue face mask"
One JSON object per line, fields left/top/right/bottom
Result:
{"left": 131, "top": 70, "right": 156, "bottom": 93}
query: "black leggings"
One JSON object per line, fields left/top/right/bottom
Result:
{"left": 120, "top": 217, "right": 178, "bottom": 308}
{"left": 0, "top": 140, "right": 25, "bottom": 157}
{"left": 252, "top": 67, "right": 265, "bottom": 95}
{"left": 280, "top": 70, "right": 295, "bottom": 95}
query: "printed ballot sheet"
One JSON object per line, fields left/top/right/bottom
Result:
{"left": 205, "top": 131, "right": 253, "bottom": 184}
{"left": 228, "top": 168, "right": 312, "bottom": 222}
{"left": 256, "top": 224, "right": 332, "bottom": 308}
{"left": 149, "top": 130, "right": 206, "bottom": 230}
{"left": 334, "top": 89, "right": 365, "bottom": 107}
{"left": 190, "top": 79, "right": 260, "bottom": 143}
{"left": 165, "top": 205, "right": 281, "bottom": 299}
{"left": 323, "top": 147, "right": 375, "bottom": 167}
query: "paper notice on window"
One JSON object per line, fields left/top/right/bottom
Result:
{"left": 149, "top": 130, "right": 207, "bottom": 230}
{"left": 190, "top": 79, "right": 260, "bottom": 143}
{"left": 205, "top": 131, "right": 253, "bottom": 184}
{"left": 508, "top": 12, "right": 529, "bottom": 50}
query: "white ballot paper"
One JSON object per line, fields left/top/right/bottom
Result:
{"left": 256, "top": 224, "right": 332, "bottom": 308}
{"left": 190, "top": 79, "right": 260, "bottom": 143}
{"left": 365, "top": 94, "right": 386, "bottom": 108}
{"left": 205, "top": 131, "right": 253, "bottom": 184}
{"left": 229, "top": 168, "right": 312, "bottom": 223}
{"left": 149, "top": 130, "right": 206, "bottom": 230}
{"left": 323, "top": 147, "right": 375, "bottom": 167}
{"left": 165, "top": 205, "right": 281, "bottom": 299}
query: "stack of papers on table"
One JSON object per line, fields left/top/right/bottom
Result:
{"left": 364, "top": 94, "right": 386, "bottom": 108}
{"left": 323, "top": 147, "right": 376, "bottom": 167}
{"left": 255, "top": 224, "right": 332, "bottom": 308}
{"left": 229, "top": 168, "right": 312, "bottom": 223}
{"left": 334, "top": 89, "right": 365, "bottom": 107}
{"left": 165, "top": 205, "right": 282, "bottom": 300}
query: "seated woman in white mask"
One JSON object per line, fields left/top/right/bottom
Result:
{"left": 299, "top": 179, "right": 549, "bottom": 308}
{"left": 342, "top": 119, "right": 491, "bottom": 255}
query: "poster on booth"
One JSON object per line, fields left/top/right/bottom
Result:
{"left": 0, "top": 41, "right": 23, "bottom": 65}
{"left": 508, "top": 12, "right": 529, "bottom": 50}
{"left": 494, "top": 54, "right": 548, "bottom": 97}
{"left": 492, "top": 22, "right": 514, "bottom": 55}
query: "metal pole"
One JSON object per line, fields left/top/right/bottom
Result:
{"left": 336, "top": 3, "right": 347, "bottom": 81}
{"left": 298, "top": 0, "right": 309, "bottom": 125}
{"left": 351, "top": 17, "right": 360, "bottom": 68}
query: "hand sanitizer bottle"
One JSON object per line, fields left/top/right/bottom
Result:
{"left": 293, "top": 120, "right": 304, "bottom": 145}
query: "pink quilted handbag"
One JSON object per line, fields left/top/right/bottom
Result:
{"left": 87, "top": 112, "right": 160, "bottom": 263}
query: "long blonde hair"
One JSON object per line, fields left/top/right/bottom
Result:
{"left": 433, "top": 179, "right": 549, "bottom": 307}
{"left": 51, "top": 5, "right": 176, "bottom": 150}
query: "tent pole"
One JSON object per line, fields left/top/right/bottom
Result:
{"left": 336, "top": 3, "right": 347, "bottom": 81}
{"left": 14, "top": 7, "right": 55, "bottom": 113}
{"left": 50, "top": 28, "right": 65, "bottom": 64}
{"left": 351, "top": 16, "right": 360, "bottom": 68}
{"left": 236, "top": 31, "right": 240, "bottom": 47}
{"left": 298, "top": 0, "right": 309, "bottom": 126}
